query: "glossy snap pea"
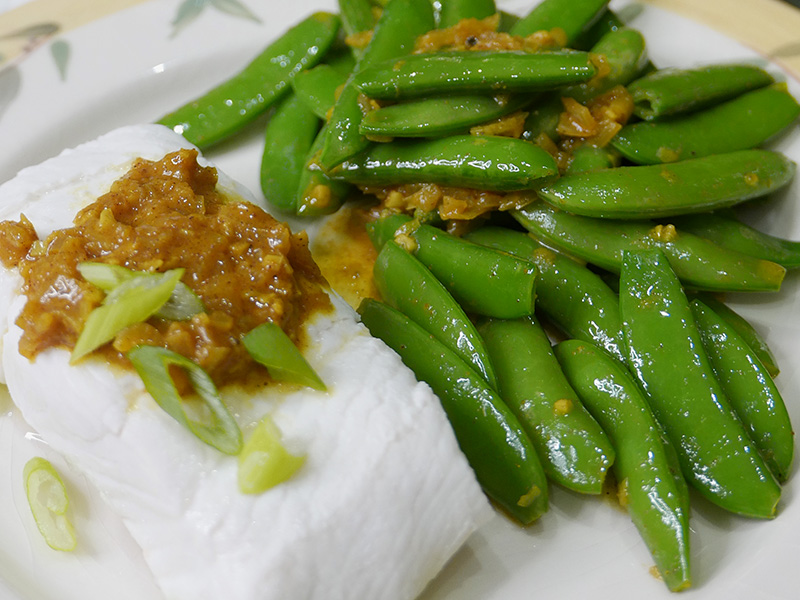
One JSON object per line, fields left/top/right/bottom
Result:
{"left": 566, "top": 144, "right": 620, "bottom": 173}
{"left": 627, "top": 63, "right": 775, "bottom": 121}
{"left": 332, "top": 135, "right": 558, "bottom": 191}
{"left": 353, "top": 50, "right": 598, "bottom": 100}
{"left": 372, "top": 239, "right": 498, "bottom": 388}
{"left": 537, "top": 149, "right": 796, "bottom": 219}
{"left": 671, "top": 210, "right": 800, "bottom": 269}
{"left": 478, "top": 316, "right": 615, "bottom": 494}
{"left": 359, "top": 94, "right": 531, "bottom": 138}
{"left": 260, "top": 92, "right": 321, "bottom": 214}
{"left": 612, "top": 85, "right": 800, "bottom": 164}
{"left": 690, "top": 299, "right": 794, "bottom": 482}
{"left": 512, "top": 199, "right": 787, "bottom": 292}
{"left": 521, "top": 94, "right": 564, "bottom": 143}
{"left": 370, "top": 215, "right": 538, "bottom": 319}
{"left": 510, "top": 0, "right": 609, "bottom": 44}
{"left": 554, "top": 339, "right": 691, "bottom": 592}
{"left": 295, "top": 125, "right": 354, "bottom": 217}
{"left": 290, "top": 55, "right": 355, "bottom": 119}
{"left": 620, "top": 248, "right": 781, "bottom": 518}
{"left": 559, "top": 27, "right": 649, "bottom": 104}
{"left": 464, "top": 225, "right": 626, "bottom": 363}
{"left": 158, "top": 12, "right": 340, "bottom": 149}
{"left": 438, "top": 0, "right": 497, "bottom": 28}
{"left": 572, "top": 7, "right": 623, "bottom": 50}
{"left": 319, "top": 0, "right": 435, "bottom": 169}
{"left": 339, "top": 0, "right": 376, "bottom": 37}
{"left": 357, "top": 298, "right": 548, "bottom": 524}
{"left": 693, "top": 292, "right": 780, "bottom": 378}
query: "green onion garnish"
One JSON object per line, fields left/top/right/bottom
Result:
{"left": 242, "top": 323, "right": 326, "bottom": 391}
{"left": 77, "top": 261, "right": 204, "bottom": 320}
{"left": 23, "top": 457, "right": 77, "bottom": 552}
{"left": 71, "top": 268, "right": 184, "bottom": 363}
{"left": 127, "top": 345, "right": 243, "bottom": 455}
{"left": 238, "top": 415, "right": 305, "bottom": 494}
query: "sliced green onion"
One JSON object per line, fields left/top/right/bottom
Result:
{"left": 78, "top": 261, "right": 204, "bottom": 320}
{"left": 238, "top": 414, "right": 306, "bottom": 494}
{"left": 127, "top": 345, "right": 243, "bottom": 455}
{"left": 71, "top": 268, "right": 184, "bottom": 363}
{"left": 242, "top": 323, "right": 326, "bottom": 391}
{"left": 23, "top": 457, "right": 77, "bottom": 552}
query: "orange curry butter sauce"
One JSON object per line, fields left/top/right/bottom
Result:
{"left": 0, "top": 149, "right": 331, "bottom": 388}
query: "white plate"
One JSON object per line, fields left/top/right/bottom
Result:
{"left": 1, "top": 1, "right": 800, "bottom": 599}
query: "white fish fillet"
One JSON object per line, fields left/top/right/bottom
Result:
{"left": 0, "top": 125, "right": 492, "bottom": 600}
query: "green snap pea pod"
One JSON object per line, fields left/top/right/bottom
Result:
{"left": 670, "top": 210, "right": 800, "bottom": 269}
{"left": 554, "top": 339, "right": 691, "bottom": 592}
{"left": 369, "top": 215, "right": 538, "bottom": 319}
{"left": 319, "top": 0, "right": 436, "bottom": 169}
{"left": 510, "top": 0, "right": 609, "bottom": 44}
{"left": 559, "top": 27, "right": 649, "bottom": 104}
{"left": 353, "top": 50, "right": 598, "bottom": 100}
{"left": 260, "top": 93, "right": 320, "bottom": 214}
{"left": 627, "top": 63, "right": 775, "bottom": 121}
{"left": 612, "top": 85, "right": 800, "bottom": 164}
{"left": 339, "top": 0, "right": 376, "bottom": 37}
{"left": 497, "top": 10, "right": 520, "bottom": 32}
{"left": 464, "top": 225, "right": 626, "bottom": 363}
{"left": 620, "top": 248, "right": 781, "bottom": 518}
{"left": 157, "top": 12, "right": 340, "bottom": 149}
{"left": 693, "top": 292, "right": 780, "bottom": 378}
{"left": 357, "top": 298, "right": 548, "bottom": 524}
{"left": 512, "top": 199, "right": 787, "bottom": 292}
{"left": 536, "top": 149, "right": 796, "bottom": 219}
{"left": 359, "top": 94, "right": 531, "bottom": 138}
{"left": 291, "top": 55, "right": 355, "bottom": 119}
{"left": 373, "top": 240, "right": 499, "bottom": 388}
{"left": 690, "top": 299, "right": 794, "bottom": 483}
{"left": 478, "top": 316, "right": 615, "bottom": 494}
{"left": 566, "top": 144, "right": 620, "bottom": 173}
{"left": 521, "top": 94, "right": 563, "bottom": 143}
{"left": 332, "top": 135, "right": 558, "bottom": 191}
{"left": 438, "top": 0, "right": 497, "bottom": 28}
{"left": 295, "top": 124, "right": 354, "bottom": 217}
{"left": 572, "top": 8, "right": 623, "bottom": 50}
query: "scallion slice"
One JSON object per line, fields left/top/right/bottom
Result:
{"left": 23, "top": 457, "right": 77, "bottom": 552}
{"left": 127, "top": 345, "right": 243, "bottom": 455}
{"left": 71, "top": 268, "right": 184, "bottom": 362}
{"left": 238, "top": 415, "right": 305, "bottom": 494}
{"left": 242, "top": 323, "right": 326, "bottom": 391}
{"left": 78, "top": 261, "right": 204, "bottom": 320}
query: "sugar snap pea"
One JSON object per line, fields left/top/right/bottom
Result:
{"left": 478, "top": 316, "right": 615, "bottom": 495}
{"left": 554, "top": 339, "right": 691, "bottom": 592}
{"left": 690, "top": 299, "right": 794, "bottom": 482}
{"left": 295, "top": 124, "right": 354, "bottom": 217}
{"left": 612, "top": 84, "right": 800, "bottom": 164}
{"left": 510, "top": 0, "right": 609, "bottom": 44}
{"left": 290, "top": 55, "right": 355, "bottom": 119}
{"left": 464, "top": 225, "right": 626, "bottom": 363}
{"left": 373, "top": 239, "right": 499, "bottom": 388}
{"left": 353, "top": 50, "right": 598, "bottom": 100}
{"left": 359, "top": 94, "right": 531, "bottom": 138}
{"left": 157, "top": 12, "right": 340, "bottom": 149}
{"left": 358, "top": 298, "right": 548, "bottom": 524}
{"left": 260, "top": 92, "right": 321, "bottom": 214}
{"left": 670, "top": 210, "right": 800, "bottom": 269}
{"left": 572, "top": 7, "right": 623, "bottom": 50}
{"left": 520, "top": 94, "right": 563, "bottom": 143}
{"left": 332, "top": 134, "right": 558, "bottom": 191}
{"left": 438, "top": 0, "right": 497, "bottom": 28}
{"left": 620, "top": 248, "right": 781, "bottom": 518}
{"left": 512, "top": 199, "right": 787, "bottom": 292}
{"left": 627, "top": 63, "right": 775, "bottom": 121}
{"left": 692, "top": 293, "right": 780, "bottom": 377}
{"left": 319, "top": 0, "right": 436, "bottom": 169}
{"left": 566, "top": 144, "right": 620, "bottom": 173}
{"left": 370, "top": 215, "right": 537, "bottom": 319}
{"left": 536, "top": 149, "right": 796, "bottom": 219}
{"left": 339, "top": 0, "right": 376, "bottom": 38}
{"left": 559, "top": 27, "right": 649, "bottom": 104}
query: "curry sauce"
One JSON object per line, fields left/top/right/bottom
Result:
{"left": 0, "top": 149, "right": 331, "bottom": 387}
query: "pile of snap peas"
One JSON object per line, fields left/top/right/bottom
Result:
{"left": 157, "top": 0, "right": 800, "bottom": 592}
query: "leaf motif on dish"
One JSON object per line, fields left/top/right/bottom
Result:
{"left": 0, "top": 22, "right": 59, "bottom": 70}
{"left": 170, "top": 0, "right": 261, "bottom": 37}
{"left": 49, "top": 40, "right": 70, "bottom": 81}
